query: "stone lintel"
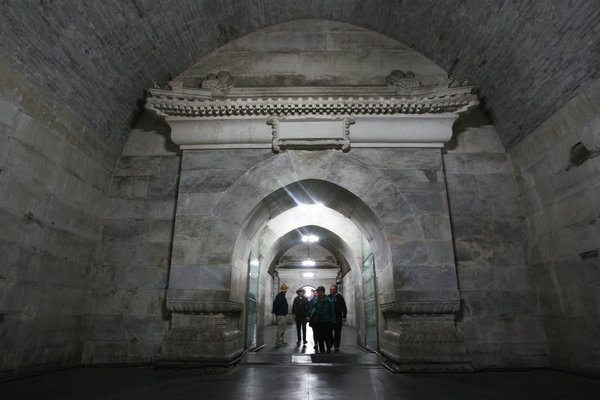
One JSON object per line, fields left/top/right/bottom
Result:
{"left": 165, "top": 114, "right": 459, "bottom": 150}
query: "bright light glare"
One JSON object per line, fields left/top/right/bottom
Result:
{"left": 250, "top": 260, "right": 259, "bottom": 266}
{"left": 301, "top": 235, "right": 319, "bottom": 243}
{"left": 302, "top": 259, "right": 316, "bottom": 267}
{"left": 302, "top": 272, "right": 314, "bottom": 278}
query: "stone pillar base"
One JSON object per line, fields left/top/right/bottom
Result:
{"left": 380, "top": 313, "right": 472, "bottom": 372}
{"left": 158, "top": 312, "right": 244, "bottom": 367}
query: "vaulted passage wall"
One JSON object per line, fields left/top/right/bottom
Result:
{"left": 510, "top": 78, "right": 600, "bottom": 376}
{"left": 0, "top": 59, "right": 115, "bottom": 380}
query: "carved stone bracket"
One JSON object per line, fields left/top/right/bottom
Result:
{"left": 268, "top": 116, "right": 354, "bottom": 152}
{"left": 386, "top": 69, "right": 422, "bottom": 95}
{"left": 201, "top": 71, "right": 233, "bottom": 96}
{"left": 381, "top": 300, "right": 460, "bottom": 316}
{"left": 166, "top": 300, "right": 243, "bottom": 314}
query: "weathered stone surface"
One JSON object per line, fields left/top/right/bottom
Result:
{"left": 444, "top": 124, "right": 541, "bottom": 370}
{"left": 246, "top": 153, "right": 297, "bottom": 197}
{"left": 393, "top": 264, "right": 459, "bottom": 291}
{"left": 288, "top": 150, "right": 335, "bottom": 181}
{"left": 0, "top": 89, "right": 108, "bottom": 380}
{"left": 180, "top": 169, "right": 244, "bottom": 193}
{"left": 509, "top": 78, "right": 600, "bottom": 376}
{"left": 182, "top": 149, "right": 273, "bottom": 171}
{"left": 326, "top": 152, "right": 383, "bottom": 199}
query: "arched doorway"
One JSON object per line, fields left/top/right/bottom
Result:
{"left": 152, "top": 18, "right": 471, "bottom": 370}
{"left": 234, "top": 179, "right": 388, "bottom": 353}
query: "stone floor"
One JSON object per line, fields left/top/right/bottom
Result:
{"left": 3, "top": 325, "right": 600, "bottom": 399}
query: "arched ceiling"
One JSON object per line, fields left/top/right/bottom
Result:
{"left": 1, "top": 1, "right": 598, "bottom": 153}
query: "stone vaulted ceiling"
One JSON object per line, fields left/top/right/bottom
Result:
{"left": 1, "top": 0, "right": 599, "bottom": 154}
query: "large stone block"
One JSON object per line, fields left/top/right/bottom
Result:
{"left": 362, "top": 178, "right": 415, "bottom": 224}
{"left": 114, "top": 156, "right": 162, "bottom": 177}
{"left": 420, "top": 214, "right": 453, "bottom": 241}
{"left": 457, "top": 262, "right": 531, "bottom": 291}
{"left": 393, "top": 264, "right": 459, "bottom": 291}
{"left": 426, "top": 240, "right": 455, "bottom": 265}
{"left": 177, "top": 192, "right": 220, "bottom": 216}
{"left": 403, "top": 192, "right": 446, "bottom": 214}
{"left": 390, "top": 241, "right": 428, "bottom": 265}
{"left": 288, "top": 150, "right": 335, "bottom": 181}
{"left": 102, "top": 220, "right": 146, "bottom": 243}
{"left": 182, "top": 149, "right": 273, "bottom": 171}
{"left": 168, "top": 264, "right": 232, "bottom": 291}
{"left": 213, "top": 180, "right": 263, "bottom": 225}
{"left": 246, "top": 153, "right": 298, "bottom": 197}
{"left": 456, "top": 126, "right": 504, "bottom": 153}
{"left": 179, "top": 169, "right": 244, "bottom": 193}
{"left": 352, "top": 148, "right": 442, "bottom": 170}
{"left": 460, "top": 289, "right": 538, "bottom": 317}
{"left": 147, "top": 157, "right": 180, "bottom": 198}
{"left": 326, "top": 152, "right": 383, "bottom": 198}
{"left": 115, "top": 266, "right": 168, "bottom": 290}
{"left": 382, "top": 217, "right": 424, "bottom": 242}
{"left": 381, "top": 169, "right": 445, "bottom": 192}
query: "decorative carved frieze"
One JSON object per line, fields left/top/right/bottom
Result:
{"left": 381, "top": 300, "right": 460, "bottom": 315}
{"left": 166, "top": 300, "right": 243, "bottom": 314}
{"left": 146, "top": 89, "right": 475, "bottom": 118}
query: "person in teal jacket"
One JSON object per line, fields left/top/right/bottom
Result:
{"left": 309, "top": 286, "right": 336, "bottom": 353}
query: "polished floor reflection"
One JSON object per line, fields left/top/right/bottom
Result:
{"left": 3, "top": 324, "right": 600, "bottom": 399}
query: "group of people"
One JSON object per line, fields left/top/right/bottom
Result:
{"left": 272, "top": 284, "right": 347, "bottom": 354}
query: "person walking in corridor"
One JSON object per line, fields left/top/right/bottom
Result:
{"left": 328, "top": 284, "right": 347, "bottom": 351}
{"left": 272, "top": 284, "right": 289, "bottom": 346}
{"left": 310, "top": 286, "right": 336, "bottom": 353}
{"left": 309, "top": 288, "right": 318, "bottom": 350}
{"left": 292, "top": 288, "right": 309, "bottom": 346}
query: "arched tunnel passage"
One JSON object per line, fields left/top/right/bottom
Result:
{"left": 234, "top": 179, "right": 389, "bottom": 354}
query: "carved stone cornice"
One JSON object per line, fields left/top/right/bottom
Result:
{"left": 146, "top": 86, "right": 476, "bottom": 119}
{"left": 167, "top": 300, "right": 243, "bottom": 314}
{"left": 381, "top": 301, "right": 460, "bottom": 315}
{"left": 146, "top": 74, "right": 477, "bottom": 150}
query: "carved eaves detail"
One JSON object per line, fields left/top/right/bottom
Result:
{"left": 147, "top": 87, "right": 475, "bottom": 118}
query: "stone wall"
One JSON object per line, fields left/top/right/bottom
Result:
{"left": 0, "top": 60, "right": 113, "bottom": 380}
{"left": 82, "top": 118, "right": 179, "bottom": 364}
{"left": 443, "top": 124, "right": 546, "bottom": 370}
{"left": 509, "top": 78, "right": 600, "bottom": 376}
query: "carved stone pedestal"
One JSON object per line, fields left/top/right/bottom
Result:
{"left": 158, "top": 305, "right": 244, "bottom": 367}
{"left": 381, "top": 303, "right": 472, "bottom": 372}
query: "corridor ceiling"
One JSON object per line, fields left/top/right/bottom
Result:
{"left": 1, "top": 1, "right": 598, "bottom": 154}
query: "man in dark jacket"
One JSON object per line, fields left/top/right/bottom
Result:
{"left": 272, "top": 283, "right": 289, "bottom": 346}
{"left": 292, "top": 288, "right": 309, "bottom": 345}
{"left": 328, "top": 284, "right": 347, "bottom": 351}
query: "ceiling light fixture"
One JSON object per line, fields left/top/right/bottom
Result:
{"left": 301, "top": 235, "right": 319, "bottom": 243}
